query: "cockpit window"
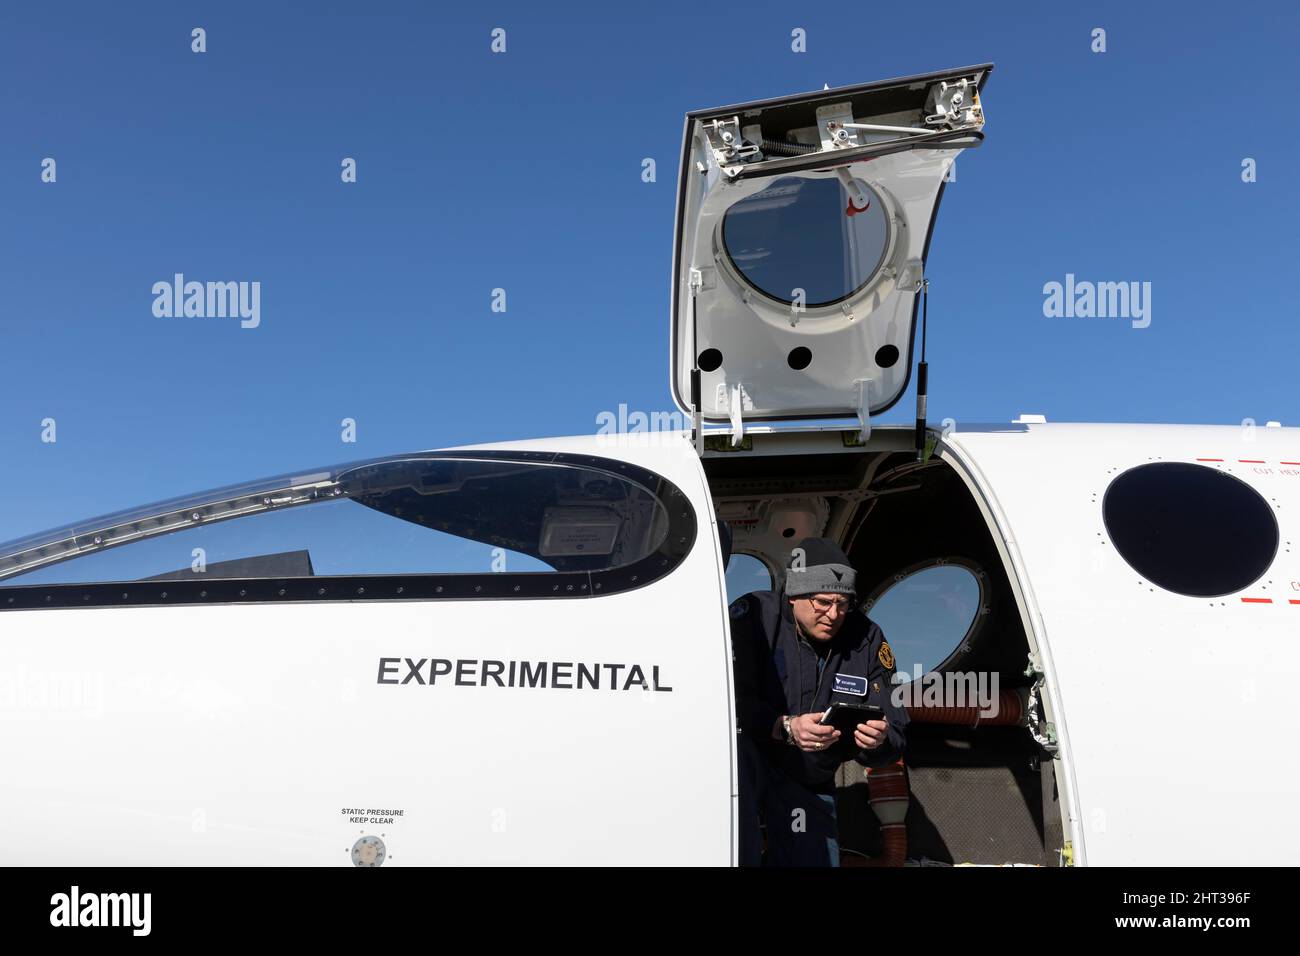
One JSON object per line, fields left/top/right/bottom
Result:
{"left": 721, "top": 175, "right": 890, "bottom": 307}
{"left": 0, "top": 453, "right": 693, "bottom": 602}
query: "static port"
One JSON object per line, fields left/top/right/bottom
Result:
{"left": 351, "top": 835, "right": 387, "bottom": 867}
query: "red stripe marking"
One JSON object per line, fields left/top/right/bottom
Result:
{"left": 1242, "top": 597, "right": 1273, "bottom": 604}
{"left": 1196, "top": 458, "right": 1224, "bottom": 462}
{"left": 1282, "top": 462, "right": 1300, "bottom": 466}
{"left": 1239, "top": 459, "right": 1266, "bottom": 464}
{"left": 1291, "top": 600, "right": 1300, "bottom": 605}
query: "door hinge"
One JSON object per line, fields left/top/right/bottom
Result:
{"left": 717, "top": 382, "right": 753, "bottom": 448}
{"left": 1024, "top": 654, "right": 1059, "bottom": 754}
{"left": 924, "top": 78, "right": 984, "bottom": 129}
{"left": 702, "top": 116, "right": 760, "bottom": 175}
{"left": 852, "top": 378, "right": 873, "bottom": 443}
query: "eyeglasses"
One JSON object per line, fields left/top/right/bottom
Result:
{"left": 808, "top": 596, "right": 855, "bottom": 614}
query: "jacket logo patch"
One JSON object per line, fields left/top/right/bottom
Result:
{"left": 833, "top": 674, "right": 867, "bottom": 696}
{"left": 878, "top": 641, "right": 895, "bottom": 670}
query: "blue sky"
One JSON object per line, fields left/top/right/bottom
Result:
{"left": 2, "top": 1, "right": 1297, "bottom": 544}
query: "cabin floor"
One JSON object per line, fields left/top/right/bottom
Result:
{"left": 835, "top": 725, "right": 1063, "bottom": 866}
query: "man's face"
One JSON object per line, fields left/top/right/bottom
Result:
{"left": 790, "top": 592, "right": 853, "bottom": 641}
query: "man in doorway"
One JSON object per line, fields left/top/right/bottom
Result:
{"left": 729, "top": 536, "right": 908, "bottom": 866}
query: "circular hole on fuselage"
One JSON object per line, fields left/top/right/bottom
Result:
{"left": 697, "top": 348, "right": 723, "bottom": 372}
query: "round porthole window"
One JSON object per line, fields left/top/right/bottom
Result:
{"left": 862, "top": 561, "right": 984, "bottom": 676}
{"left": 721, "top": 175, "right": 890, "bottom": 308}
{"left": 1102, "top": 462, "right": 1278, "bottom": 597}
{"left": 726, "top": 553, "right": 773, "bottom": 606}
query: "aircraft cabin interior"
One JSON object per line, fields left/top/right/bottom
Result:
{"left": 706, "top": 428, "right": 1066, "bottom": 867}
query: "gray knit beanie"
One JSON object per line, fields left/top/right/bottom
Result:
{"left": 784, "top": 537, "right": 856, "bottom": 597}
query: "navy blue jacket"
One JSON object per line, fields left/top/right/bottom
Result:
{"left": 729, "top": 589, "right": 909, "bottom": 792}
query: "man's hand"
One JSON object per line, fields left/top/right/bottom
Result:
{"left": 791, "top": 713, "right": 840, "bottom": 752}
{"left": 853, "top": 719, "right": 888, "bottom": 750}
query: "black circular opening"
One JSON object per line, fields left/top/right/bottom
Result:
{"left": 1102, "top": 462, "right": 1279, "bottom": 597}
{"left": 697, "top": 348, "right": 723, "bottom": 372}
{"left": 875, "top": 344, "right": 900, "bottom": 368}
{"left": 787, "top": 347, "right": 812, "bottom": 370}
{"left": 781, "top": 527, "right": 796, "bottom": 538}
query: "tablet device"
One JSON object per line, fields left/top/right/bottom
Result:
{"left": 819, "top": 702, "right": 885, "bottom": 733}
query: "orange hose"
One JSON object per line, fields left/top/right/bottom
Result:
{"left": 842, "top": 758, "right": 909, "bottom": 867}
{"left": 903, "top": 688, "right": 1025, "bottom": 727}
